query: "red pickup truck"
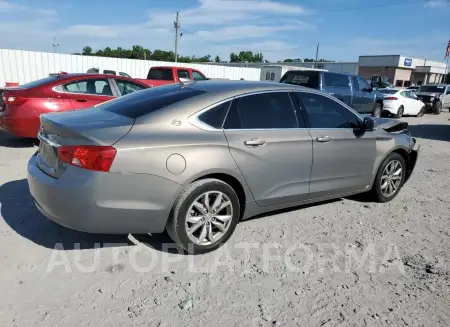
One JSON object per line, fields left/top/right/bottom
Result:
{"left": 137, "top": 66, "right": 209, "bottom": 87}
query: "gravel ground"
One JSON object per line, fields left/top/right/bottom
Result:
{"left": 1, "top": 112, "right": 450, "bottom": 327}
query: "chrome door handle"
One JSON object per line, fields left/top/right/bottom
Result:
{"left": 316, "top": 136, "right": 332, "bottom": 143}
{"left": 244, "top": 138, "right": 266, "bottom": 147}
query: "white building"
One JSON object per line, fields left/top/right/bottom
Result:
{"left": 358, "top": 55, "right": 447, "bottom": 87}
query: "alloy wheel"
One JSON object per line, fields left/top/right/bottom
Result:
{"left": 380, "top": 160, "right": 403, "bottom": 197}
{"left": 185, "top": 191, "right": 233, "bottom": 245}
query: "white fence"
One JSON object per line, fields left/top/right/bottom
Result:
{"left": 0, "top": 49, "right": 261, "bottom": 86}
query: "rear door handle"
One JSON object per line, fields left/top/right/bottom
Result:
{"left": 76, "top": 98, "right": 88, "bottom": 102}
{"left": 316, "top": 136, "right": 332, "bottom": 143}
{"left": 244, "top": 138, "right": 266, "bottom": 147}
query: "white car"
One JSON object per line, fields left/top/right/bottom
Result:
{"left": 379, "top": 89, "right": 425, "bottom": 118}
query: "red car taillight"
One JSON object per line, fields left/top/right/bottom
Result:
{"left": 3, "top": 96, "right": 27, "bottom": 104}
{"left": 384, "top": 97, "right": 398, "bottom": 100}
{"left": 58, "top": 145, "right": 117, "bottom": 172}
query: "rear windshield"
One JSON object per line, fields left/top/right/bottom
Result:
{"left": 418, "top": 85, "right": 445, "bottom": 93}
{"left": 100, "top": 84, "right": 206, "bottom": 119}
{"left": 280, "top": 71, "right": 320, "bottom": 88}
{"left": 147, "top": 68, "right": 173, "bottom": 80}
{"left": 379, "top": 89, "right": 398, "bottom": 94}
{"left": 18, "top": 76, "right": 59, "bottom": 89}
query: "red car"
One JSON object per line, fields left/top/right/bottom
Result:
{"left": 136, "top": 66, "right": 208, "bottom": 87}
{"left": 0, "top": 73, "right": 149, "bottom": 138}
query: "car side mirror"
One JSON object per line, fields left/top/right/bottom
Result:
{"left": 363, "top": 117, "right": 375, "bottom": 131}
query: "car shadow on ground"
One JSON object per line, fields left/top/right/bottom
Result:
{"left": 0, "top": 179, "right": 131, "bottom": 250}
{"left": 408, "top": 124, "right": 450, "bottom": 142}
{"left": 0, "top": 131, "right": 36, "bottom": 148}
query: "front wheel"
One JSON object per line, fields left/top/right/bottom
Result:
{"left": 432, "top": 101, "right": 442, "bottom": 115}
{"left": 371, "top": 153, "right": 406, "bottom": 203}
{"left": 416, "top": 106, "right": 425, "bottom": 117}
{"left": 372, "top": 103, "right": 382, "bottom": 117}
{"left": 166, "top": 179, "right": 240, "bottom": 254}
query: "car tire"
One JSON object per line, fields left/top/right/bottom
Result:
{"left": 432, "top": 101, "right": 442, "bottom": 115}
{"left": 394, "top": 106, "right": 404, "bottom": 118}
{"left": 372, "top": 102, "right": 382, "bottom": 117}
{"left": 166, "top": 178, "right": 240, "bottom": 254}
{"left": 416, "top": 106, "right": 425, "bottom": 117}
{"left": 371, "top": 152, "right": 406, "bottom": 203}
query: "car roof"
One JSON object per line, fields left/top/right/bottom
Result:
{"left": 54, "top": 73, "right": 133, "bottom": 80}
{"left": 421, "top": 84, "right": 448, "bottom": 87}
{"left": 188, "top": 80, "right": 310, "bottom": 98}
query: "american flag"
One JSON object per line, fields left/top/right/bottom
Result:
{"left": 446, "top": 39, "right": 450, "bottom": 59}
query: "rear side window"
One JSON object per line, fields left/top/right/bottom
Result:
{"left": 178, "top": 70, "right": 190, "bottom": 79}
{"left": 100, "top": 84, "right": 206, "bottom": 119}
{"left": 198, "top": 102, "right": 230, "bottom": 129}
{"left": 235, "top": 92, "right": 297, "bottom": 129}
{"left": 280, "top": 71, "right": 320, "bottom": 88}
{"left": 147, "top": 68, "right": 173, "bottom": 80}
{"left": 323, "top": 73, "right": 350, "bottom": 88}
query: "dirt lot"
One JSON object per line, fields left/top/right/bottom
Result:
{"left": 1, "top": 112, "right": 450, "bottom": 327}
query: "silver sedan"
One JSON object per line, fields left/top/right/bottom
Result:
{"left": 27, "top": 81, "right": 419, "bottom": 253}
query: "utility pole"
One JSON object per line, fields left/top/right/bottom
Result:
{"left": 174, "top": 12, "right": 180, "bottom": 62}
{"left": 314, "top": 42, "right": 319, "bottom": 68}
{"left": 52, "top": 36, "right": 59, "bottom": 53}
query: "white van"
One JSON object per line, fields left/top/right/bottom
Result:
{"left": 260, "top": 65, "right": 327, "bottom": 82}
{"left": 86, "top": 68, "right": 132, "bottom": 78}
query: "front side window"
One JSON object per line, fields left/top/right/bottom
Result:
{"left": 234, "top": 92, "right": 298, "bottom": 129}
{"left": 115, "top": 79, "right": 146, "bottom": 96}
{"left": 296, "top": 92, "right": 360, "bottom": 129}
{"left": 192, "top": 71, "right": 207, "bottom": 81}
{"left": 323, "top": 73, "right": 350, "bottom": 88}
{"left": 357, "top": 77, "right": 371, "bottom": 91}
{"left": 63, "top": 79, "right": 112, "bottom": 96}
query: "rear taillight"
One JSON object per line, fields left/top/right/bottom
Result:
{"left": 3, "top": 96, "right": 27, "bottom": 104}
{"left": 58, "top": 145, "right": 117, "bottom": 172}
{"left": 384, "top": 97, "right": 398, "bottom": 100}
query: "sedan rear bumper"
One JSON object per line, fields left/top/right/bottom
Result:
{"left": 27, "top": 154, "right": 182, "bottom": 234}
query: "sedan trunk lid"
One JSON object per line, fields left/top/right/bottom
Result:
{"left": 37, "top": 108, "right": 134, "bottom": 178}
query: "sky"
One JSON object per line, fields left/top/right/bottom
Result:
{"left": 0, "top": 0, "right": 449, "bottom": 62}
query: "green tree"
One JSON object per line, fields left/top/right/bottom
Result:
{"left": 215, "top": 55, "right": 221, "bottom": 63}
{"left": 229, "top": 51, "right": 264, "bottom": 63}
{"left": 82, "top": 46, "right": 92, "bottom": 55}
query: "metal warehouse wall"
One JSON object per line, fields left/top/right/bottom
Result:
{"left": 0, "top": 49, "right": 261, "bottom": 85}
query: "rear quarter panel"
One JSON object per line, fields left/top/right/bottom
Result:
{"left": 111, "top": 120, "right": 254, "bottom": 201}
